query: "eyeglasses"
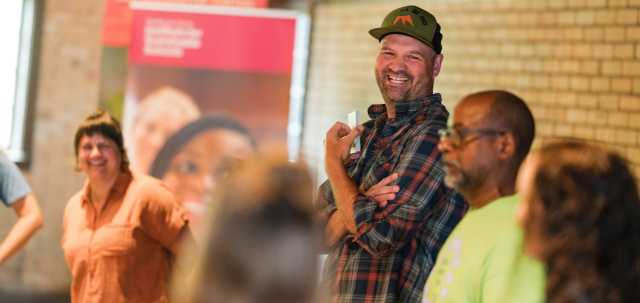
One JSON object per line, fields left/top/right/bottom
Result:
{"left": 438, "top": 126, "right": 506, "bottom": 148}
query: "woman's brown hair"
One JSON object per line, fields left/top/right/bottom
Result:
{"left": 73, "top": 109, "right": 129, "bottom": 171}
{"left": 522, "top": 141, "right": 640, "bottom": 302}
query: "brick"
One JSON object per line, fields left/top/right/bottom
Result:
{"left": 595, "top": 10, "right": 617, "bottom": 25}
{"left": 616, "top": 9, "right": 639, "bottom": 24}
{"left": 571, "top": 76, "right": 591, "bottom": 91}
{"left": 627, "top": 26, "right": 640, "bottom": 40}
{"left": 539, "top": 12, "right": 557, "bottom": 25}
{"left": 554, "top": 44, "right": 573, "bottom": 57}
{"left": 622, "top": 61, "right": 640, "bottom": 76}
{"left": 616, "top": 129, "right": 637, "bottom": 145}
{"left": 630, "top": 112, "right": 640, "bottom": 128}
{"left": 611, "top": 78, "right": 633, "bottom": 92}
{"left": 620, "top": 95, "right": 640, "bottom": 111}
{"left": 605, "top": 27, "right": 626, "bottom": 42}
{"left": 555, "top": 124, "right": 574, "bottom": 137}
{"left": 525, "top": 60, "right": 544, "bottom": 73}
{"left": 551, "top": 75, "right": 571, "bottom": 89}
{"left": 535, "top": 43, "right": 553, "bottom": 56}
{"left": 610, "top": 0, "right": 629, "bottom": 7}
{"left": 584, "top": 28, "right": 605, "bottom": 41}
{"left": 634, "top": 78, "right": 640, "bottom": 93}
{"left": 566, "top": 26, "right": 586, "bottom": 41}
{"left": 533, "top": 75, "right": 550, "bottom": 89}
{"left": 558, "top": 11, "right": 576, "bottom": 25}
{"left": 550, "top": 0, "right": 568, "bottom": 10}
{"left": 560, "top": 60, "right": 581, "bottom": 73}
{"left": 573, "top": 43, "right": 592, "bottom": 58}
{"left": 580, "top": 61, "right": 600, "bottom": 75}
{"left": 587, "top": 110, "right": 609, "bottom": 125}
{"left": 539, "top": 92, "right": 557, "bottom": 105}
{"left": 602, "top": 61, "right": 623, "bottom": 75}
{"left": 576, "top": 10, "right": 596, "bottom": 24}
{"left": 541, "top": 59, "right": 558, "bottom": 73}
{"left": 587, "top": 0, "right": 607, "bottom": 7}
{"left": 590, "top": 77, "right": 611, "bottom": 92}
{"left": 516, "top": 75, "right": 532, "bottom": 88}
{"left": 548, "top": 108, "right": 567, "bottom": 121}
{"left": 537, "top": 123, "right": 555, "bottom": 136}
{"left": 593, "top": 44, "right": 614, "bottom": 59}
{"left": 567, "top": 0, "right": 588, "bottom": 7}
{"left": 574, "top": 126, "right": 595, "bottom": 139}
{"left": 627, "top": 147, "right": 640, "bottom": 164}
{"left": 578, "top": 94, "right": 599, "bottom": 108}
{"left": 596, "top": 128, "right": 616, "bottom": 143}
{"left": 598, "top": 94, "right": 620, "bottom": 110}
{"left": 567, "top": 109, "right": 588, "bottom": 123}
{"left": 614, "top": 44, "right": 635, "bottom": 58}
{"left": 608, "top": 112, "right": 630, "bottom": 127}
{"left": 557, "top": 92, "right": 578, "bottom": 106}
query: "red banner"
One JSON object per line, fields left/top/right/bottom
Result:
{"left": 129, "top": 8, "right": 295, "bottom": 74}
{"left": 102, "top": 0, "right": 270, "bottom": 47}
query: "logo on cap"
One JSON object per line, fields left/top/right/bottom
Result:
{"left": 392, "top": 15, "right": 414, "bottom": 26}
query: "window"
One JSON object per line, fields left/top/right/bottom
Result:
{"left": 0, "top": 0, "right": 38, "bottom": 162}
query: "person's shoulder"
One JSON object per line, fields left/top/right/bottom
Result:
{"left": 129, "top": 173, "right": 178, "bottom": 208}
{"left": 130, "top": 173, "right": 173, "bottom": 198}
{"left": 64, "top": 189, "right": 85, "bottom": 213}
{"left": 458, "top": 195, "right": 520, "bottom": 235}
{"left": 476, "top": 195, "right": 520, "bottom": 218}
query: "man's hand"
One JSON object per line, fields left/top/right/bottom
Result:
{"left": 365, "top": 173, "right": 400, "bottom": 208}
{"left": 325, "top": 122, "right": 362, "bottom": 163}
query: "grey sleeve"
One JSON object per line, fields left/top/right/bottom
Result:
{"left": 0, "top": 153, "right": 31, "bottom": 207}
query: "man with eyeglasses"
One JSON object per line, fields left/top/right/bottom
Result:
{"left": 423, "top": 90, "right": 544, "bottom": 303}
{"left": 317, "top": 5, "right": 467, "bottom": 303}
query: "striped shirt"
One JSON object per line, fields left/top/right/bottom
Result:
{"left": 318, "top": 94, "right": 467, "bottom": 303}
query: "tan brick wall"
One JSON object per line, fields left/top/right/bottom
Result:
{"left": 0, "top": 0, "right": 105, "bottom": 294}
{"left": 303, "top": 0, "right": 640, "bottom": 180}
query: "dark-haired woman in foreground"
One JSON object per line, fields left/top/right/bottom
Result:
{"left": 517, "top": 141, "right": 640, "bottom": 303}
{"left": 62, "top": 110, "right": 192, "bottom": 303}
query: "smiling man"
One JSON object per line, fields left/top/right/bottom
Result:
{"left": 317, "top": 5, "right": 467, "bottom": 302}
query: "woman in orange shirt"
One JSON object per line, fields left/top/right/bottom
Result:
{"left": 62, "top": 110, "right": 192, "bottom": 303}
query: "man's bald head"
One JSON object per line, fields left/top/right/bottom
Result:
{"left": 460, "top": 90, "right": 535, "bottom": 169}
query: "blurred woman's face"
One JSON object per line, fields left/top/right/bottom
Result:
{"left": 132, "top": 110, "right": 193, "bottom": 173}
{"left": 515, "top": 155, "right": 544, "bottom": 259}
{"left": 161, "top": 129, "right": 253, "bottom": 217}
{"left": 77, "top": 134, "right": 122, "bottom": 182}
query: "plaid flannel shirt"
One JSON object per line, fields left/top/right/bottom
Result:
{"left": 318, "top": 94, "right": 467, "bottom": 303}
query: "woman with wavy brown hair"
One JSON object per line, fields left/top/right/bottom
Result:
{"left": 517, "top": 141, "right": 640, "bottom": 303}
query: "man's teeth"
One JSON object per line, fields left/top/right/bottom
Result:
{"left": 388, "top": 75, "right": 408, "bottom": 83}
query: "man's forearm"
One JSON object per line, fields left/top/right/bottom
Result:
{"left": 325, "top": 157, "right": 359, "bottom": 233}
{"left": 0, "top": 195, "right": 43, "bottom": 264}
{"left": 324, "top": 211, "right": 347, "bottom": 247}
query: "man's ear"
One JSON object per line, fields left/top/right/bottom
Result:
{"left": 432, "top": 54, "right": 444, "bottom": 78}
{"left": 497, "top": 132, "right": 516, "bottom": 160}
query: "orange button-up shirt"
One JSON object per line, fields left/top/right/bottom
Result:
{"left": 62, "top": 171, "right": 189, "bottom": 303}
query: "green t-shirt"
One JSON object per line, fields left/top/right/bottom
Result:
{"left": 422, "top": 195, "right": 545, "bottom": 303}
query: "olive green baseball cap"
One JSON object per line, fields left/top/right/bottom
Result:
{"left": 369, "top": 5, "right": 443, "bottom": 54}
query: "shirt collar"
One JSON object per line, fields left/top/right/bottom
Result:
{"left": 80, "top": 170, "right": 132, "bottom": 205}
{"left": 368, "top": 93, "right": 443, "bottom": 125}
